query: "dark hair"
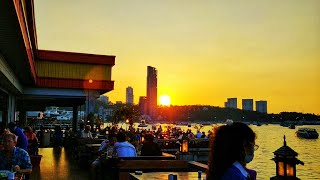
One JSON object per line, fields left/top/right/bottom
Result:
{"left": 116, "top": 132, "right": 127, "bottom": 142}
{"left": 207, "top": 122, "right": 256, "bottom": 179}
{"left": 144, "top": 133, "right": 154, "bottom": 142}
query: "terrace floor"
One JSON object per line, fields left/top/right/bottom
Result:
{"left": 30, "top": 147, "right": 91, "bottom": 180}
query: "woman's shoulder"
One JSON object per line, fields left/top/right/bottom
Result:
{"left": 221, "top": 165, "right": 247, "bottom": 180}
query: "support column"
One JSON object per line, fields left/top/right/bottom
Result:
{"left": 72, "top": 105, "right": 78, "bottom": 133}
{"left": 19, "top": 110, "right": 27, "bottom": 128}
{"left": 8, "top": 95, "right": 16, "bottom": 123}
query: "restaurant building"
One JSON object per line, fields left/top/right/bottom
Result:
{"left": 0, "top": 0, "right": 115, "bottom": 130}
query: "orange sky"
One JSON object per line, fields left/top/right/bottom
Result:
{"left": 34, "top": 0, "right": 320, "bottom": 114}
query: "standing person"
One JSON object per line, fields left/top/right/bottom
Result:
{"left": 8, "top": 122, "right": 28, "bottom": 151}
{"left": 53, "top": 125, "right": 63, "bottom": 147}
{"left": 113, "top": 132, "right": 136, "bottom": 157}
{"left": 0, "top": 133, "right": 32, "bottom": 174}
{"left": 24, "top": 126, "right": 39, "bottom": 155}
{"left": 207, "top": 121, "right": 258, "bottom": 180}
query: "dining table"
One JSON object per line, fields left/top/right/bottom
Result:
{"left": 129, "top": 171, "right": 205, "bottom": 180}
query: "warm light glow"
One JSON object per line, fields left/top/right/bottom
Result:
{"left": 36, "top": 1, "right": 320, "bottom": 114}
{"left": 181, "top": 140, "right": 189, "bottom": 153}
{"left": 287, "top": 164, "right": 294, "bottom": 176}
{"left": 160, "top": 95, "right": 171, "bottom": 106}
{"left": 89, "top": 79, "right": 93, "bottom": 83}
{"left": 278, "top": 162, "right": 285, "bottom": 176}
{"left": 126, "top": 119, "right": 129, "bottom": 123}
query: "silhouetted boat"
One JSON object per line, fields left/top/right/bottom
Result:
{"left": 288, "top": 124, "right": 296, "bottom": 129}
{"left": 296, "top": 128, "right": 319, "bottom": 139}
{"left": 138, "top": 120, "right": 148, "bottom": 127}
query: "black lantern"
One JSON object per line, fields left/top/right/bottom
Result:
{"left": 180, "top": 135, "right": 189, "bottom": 153}
{"left": 270, "top": 136, "right": 304, "bottom": 180}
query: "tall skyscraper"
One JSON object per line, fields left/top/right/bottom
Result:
{"left": 256, "top": 100, "right": 267, "bottom": 113}
{"left": 147, "top": 66, "right": 157, "bottom": 118}
{"left": 225, "top": 98, "right": 237, "bottom": 109}
{"left": 138, "top": 96, "right": 148, "bottom": 115}
{"left": 126, "top": 86, "right": 134, "bottom": 104}
{"left": 242, "top": 99, "right": 254, "bottom": 111}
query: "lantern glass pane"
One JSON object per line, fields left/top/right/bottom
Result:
{"left": 182, "top": 140, "right": 188, "bottom": 153}
{"left": 278, "top": 162, "right": 285, "bottom": 176}
{"left": 287, "top": 164, "right": 294, "bottom": 176}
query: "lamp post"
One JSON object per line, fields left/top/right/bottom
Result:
{"left": 125, "top": 119, "right": 129, "bottom": 131}
{"left": 270, "top": 135, "right": 304, "bottom": 180}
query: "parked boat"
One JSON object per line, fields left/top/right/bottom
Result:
{"left": 288, "top": 124, "right": 296, "bottom": 129}
{"left": 138, "top": 120, "right": 148, "bottom": 127}
{"left": 296, "top": 128, "right": 319, "bottom": 139}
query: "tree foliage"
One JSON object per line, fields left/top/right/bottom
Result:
{"left": 112, "top": 105, "right": 140, "bottom": 125}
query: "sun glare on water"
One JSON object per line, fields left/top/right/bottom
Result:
{"left": 160, "top": 95, "right": 171, "bottom": 106}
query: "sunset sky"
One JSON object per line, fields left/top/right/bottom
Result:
{"left": 34, "top": 0, "right": 320, "bottom": 114}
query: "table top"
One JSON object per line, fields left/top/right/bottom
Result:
{"left": 130, "top": 172, "right": 205, "bottom": 180}
{"left": 85, "top": 144, "right": 101, "bottom": 148}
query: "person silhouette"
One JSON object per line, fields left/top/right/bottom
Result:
{"left": 207, "top": 121, "right": 258, "bottom": 180}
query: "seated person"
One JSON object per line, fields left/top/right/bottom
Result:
{"left": 91, "top": 136, "right": 117, "bottom": 179}
{"left": 82, "top": 125, "right": 93, "bottom": 139}
{"left": 7, "top": 122, "right": 28, "bottom": 151}
{"left": 113, "top": 132, "right": 136, "bottom": 157}
{"left": 141, "top": 133, "right": 162, "bottom": 156}
{"left": 0, "top": 122, "right": 10, "bottom": 150}
{"left": 24, "top": 126, "right": 39, "bottom": 155}
{"left": 0, "top": 133, "right": 32, "bottom": 174}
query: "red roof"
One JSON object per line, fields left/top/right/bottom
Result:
{"left": 38, "top": 50, "right": 115, "bottom": 65}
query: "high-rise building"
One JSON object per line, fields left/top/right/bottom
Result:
{"left": 138, "top": 96, "right": 148, "bottom": 115}
{"left": 256, "top": 100, "right": 267, "bottom": 113}
{"left": 98, "top": 95, "right": 109, "bottom": 104}
{"left": 126, "top": 86, "right": 134, "bottom": 104}
{"left": 147, "top": 66, "right": 157, "bottom": 118}
{"left": 242, "top": 99, "right": 253, "bottom": 111}
{"left": 226, "top": 98, "right": 237, "bottom": 109}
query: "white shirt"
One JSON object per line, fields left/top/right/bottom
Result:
{"left": 82, "top": 131, "right": 93, "bottom": 139}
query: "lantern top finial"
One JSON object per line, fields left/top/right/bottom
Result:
{"left": 284, "top": 135, "right": 287, "bottom": 146}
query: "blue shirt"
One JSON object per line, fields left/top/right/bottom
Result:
{"left": 13, "top": 127, "right": 28, "bottom": 151}
{"left": 220, "top": 162, "right": 249, "bottom": 180}
{"left": 0, "top": 147, "right": 32, "bottom": 170}
{"left": 113, "top": 141, "right": 137, "bottom": 157}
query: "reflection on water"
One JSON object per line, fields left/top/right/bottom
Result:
{"left": 106, "top": 123, "right": 320, "bottom": 179}
{"left": 249, "top": 125, "right": 320, "bottom": 180}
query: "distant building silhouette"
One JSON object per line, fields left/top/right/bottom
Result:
{"left": 147, "top": 66, "right": 157, "bottom": 118}
{"left": 256, "top": 100, "right": 267, "bottom": 113}
{"left": 139, "top": 96, "right": 148, "bottom": 115}
{"left": 242, "top": 99, "right": 253, "bottom": 111}
{"left": 98, "top": 95, "right": 109, "bottom": 104}
{"left": 115, "top": 101, "right": 123, "bottom": 105}
{"left": 225, "top": 98, "right": 237, "bottom": 109}
{"left": 126, "top": 86, "right": 134, "bottom": 104}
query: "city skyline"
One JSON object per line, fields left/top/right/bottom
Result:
{"left": 34, "top": 0, "right": 320, "bottom": 114}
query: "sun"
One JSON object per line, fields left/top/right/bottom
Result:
{"left": 159, "top": 95, "right": 171, "bottom": 106}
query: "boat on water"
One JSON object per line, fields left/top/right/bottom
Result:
{"left": 138, "top": 120, "right": 148, "bottom": 127}
{"left": 296, "top": 128, "right": 319, "bottom": 139}
{"left": 288, "top": 124, "right": 296, "bottom": 129}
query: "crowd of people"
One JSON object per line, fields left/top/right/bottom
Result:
{"left": 0, "top": 122, "right": 34, "bottom": 175}
{"left": 0, "top": 120, "right": 259, "bottom": 180}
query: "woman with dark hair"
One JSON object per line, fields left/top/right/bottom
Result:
{"left": 207, "top": 121, "right": 258, "bottom": 180}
